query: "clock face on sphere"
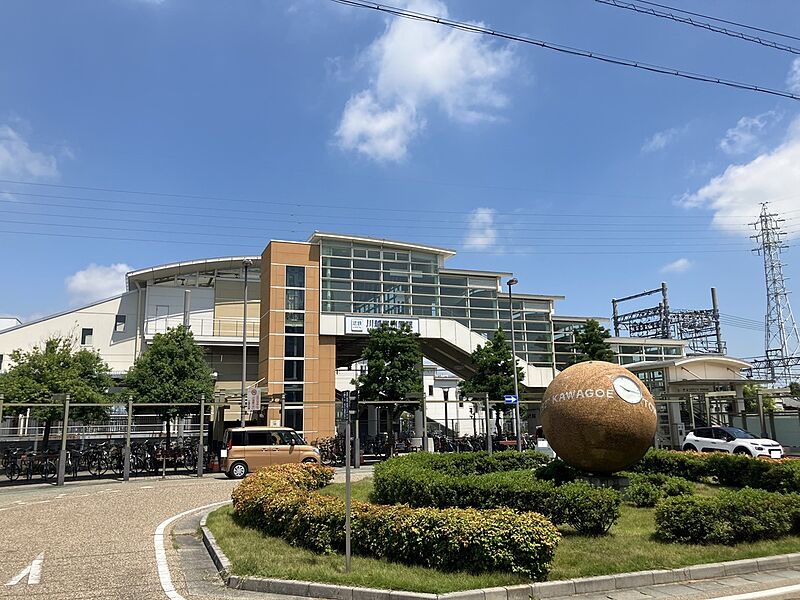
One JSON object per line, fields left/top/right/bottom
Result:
{"left": 612, "top": 375, "right": 643, "bottom": 404}
{"left": 541, "top": 361, "right": 657, "bottom": 474}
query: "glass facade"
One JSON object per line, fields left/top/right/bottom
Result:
{"left": 320, "top": 240, "right": 554, "bottom": 367}
{"left": 553, "top": 318, "right": 685, "bottom": 371}
{"left": 284, "top": 265, "right": 305, "bottom": 431}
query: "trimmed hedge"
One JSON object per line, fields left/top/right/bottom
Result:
{"left": 633, "top": 449, "right": 800, "bottom": 493}
{"left": 655, "top": 487, "right": 800, "bottom": 544}
{"left": 231, "top": 463, "right": 561, "bottom": 580}
{"left": 625, "top": 473, "right": 694, "bottom": 508}
{"left": 373, "top": 452, "right": 621, "bottom": 535}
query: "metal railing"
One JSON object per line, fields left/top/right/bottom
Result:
{"left": 144, "top": 317, "right": 259, "bottom": 338}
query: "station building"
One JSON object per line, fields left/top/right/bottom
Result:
{"left": 0, "top": 231, "right": 753, "bottom": 445}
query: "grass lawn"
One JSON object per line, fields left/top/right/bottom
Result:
{"left": 206, "top": 505, "right": 526, "bottom": 594}
{"left": 206, "top": 477, "right": 800, "bottom": 593}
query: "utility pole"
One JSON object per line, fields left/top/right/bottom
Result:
{"left": 240, "top": 258, "right": 253, "bottom": 427}
{"left": 751, "top": 204, "right": 800, "bottom": 385}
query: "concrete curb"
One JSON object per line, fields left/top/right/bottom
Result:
{"left": 198, "top": 506, "right": 800, "bottom": 600}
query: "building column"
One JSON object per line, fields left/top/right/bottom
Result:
{"left": 414, "top": 408, "right": 424, "bottom": 437}
{"left": 368, "top": 405, "right": 379, "bottom": 437}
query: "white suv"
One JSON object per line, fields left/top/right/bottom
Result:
{"left": 682, "top": 426, "right": 784, "bottom": 459}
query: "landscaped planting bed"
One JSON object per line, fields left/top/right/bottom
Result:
{"left": 205, "top": 450, "right": 800, "bottom": 594}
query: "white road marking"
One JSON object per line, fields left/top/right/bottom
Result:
{"left": 28, "top": 553, "right": 44, "bottom": 584}
{"left": 140, "top": 485, "right": 154, "bottom": 489}
{"left": 5, "top": 565, "right": 30, "bottom": 587}
{"left": 714, "top": 583, "right": 800, "bottom": 599}
{"left": 153, "top": 501, "right": 229, "bottom": 600}
{"left": 5, "top": 553, "right": 44, "bottom": 586}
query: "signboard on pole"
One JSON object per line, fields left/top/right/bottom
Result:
{"left": 247, "top": 387, "right": 262, "bottom": 412}
{"left": 341, "top": 390, "right": 350, "bottom": 416}
{"left": 504, "top": 395, "right": 518, "bottom": 405}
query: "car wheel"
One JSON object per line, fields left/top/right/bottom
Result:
{"left": 302, "top": 457, "right": 318, "bottom": 464}
{"left": 682, "top": 444, "right": 696, "bottom": 452}
{"left": 229, "top": 461, "right": 248, "bottom": 479}
{"left": 733, "top": 447, "right": 752, "bottom": 456}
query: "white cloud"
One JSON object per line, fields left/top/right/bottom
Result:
{"left": 463, "top": 207, "right": 497, "bottom": 250}
{"left": 641, "top": 126, "right": 684, "bottom": 153}
{"left": 0, "top": 124, "right": 60, "bottom": 180}
{"left": 335, "top": 0, "right": 514, "bottom": 162}
{"left": 788, "top": 58, "right": 800, "bottom": 94}
{"left": 719, "top": 111, "right": 780, "bottom": 156}
{"left": 683, "top": 116, "right": 800, "bottom": 237}
{"left": 65, "top": 263, "right": 131, "bottom": 306}
{"left": 336, "top": 92, "right": 421, "bottom": 162}
{"left": 660, "top": 258, "right": 692, "bottom": 274}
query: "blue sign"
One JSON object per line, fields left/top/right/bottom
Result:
{"left": 504, "top": 395, "right": 518, "bottom": 405}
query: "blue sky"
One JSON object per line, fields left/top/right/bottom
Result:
{"left": 2, "top": 0, "right": 800, "bottom": 359}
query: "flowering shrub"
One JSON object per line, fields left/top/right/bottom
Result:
{"left": 230, "top": 462, "right": 560, "bottom": 580}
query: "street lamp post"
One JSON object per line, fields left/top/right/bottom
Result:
{"left": 506, "top": 277, "right": 522, "bottom": 452}
{"left": 240, "top": 258, "right": 253, "bottom": 428}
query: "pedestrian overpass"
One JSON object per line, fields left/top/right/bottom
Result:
{"left": 320, "top": 314, "right": 555, "bottom": 389}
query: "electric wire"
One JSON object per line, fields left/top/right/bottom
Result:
{"left": 5, "top": 178, "right": 800, "bottom": 221}
{"left": 594, "top": 0, "right": 800, "bottom": 55}
{"left": 328, "top": 0, "right": 800, "bottom": 101}
{"left": 632, "top": 0, "right": 800, "bottom": 43}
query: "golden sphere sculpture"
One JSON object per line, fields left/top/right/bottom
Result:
{"left": 541, "top": 361, "right": 657, "bottom": 474}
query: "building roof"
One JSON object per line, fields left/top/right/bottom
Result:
{"left": 126, "top": 256, "right": 261, "bottom": 289}
{"left": 625, "top": 355, "right": 752, "bottom": 371}
{"left": 307, "top": 231, "right": 457, "bottom": 258}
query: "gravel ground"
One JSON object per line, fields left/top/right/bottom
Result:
{"left": 0, "top": 475, "right": 238, "bottom": 600}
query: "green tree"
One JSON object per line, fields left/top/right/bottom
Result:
{"left": 353, "top": 323, "right": 422, "bottom": 456}
{"left": 124, "top": 325, "right": 213, "bottom": 445}
{"left": 459, "top": 328, "right": 525, "bottom": 436}
{"left": 0, "top": 337, "right": 112, "bottom": 449}
{"left": 790, "top": 382, "right": 800, "bottom": 398}
{"left": 743, "top": 384, "right": 777, "bottom": 412}
{"left": 568, "top": 319, "right": 616, "bottom": 365}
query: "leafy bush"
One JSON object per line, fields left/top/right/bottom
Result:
{"left": 633, "top": 449, "right": 800, "bottom": 493}
{"left": 625, "top": 473, "right": 694, "bottom": 507}
{"left": 373, "top": 453, "right": 621, "bottom": 535}
{"left": 626, "top": 481, "right": 662, "bottom": 508}
{"left": 655, "top": 488, "right": 800, "bottom": 544}
{"left": 231, "top": 463, "right": 561, "bottom": 580}
{"left": 632, "top": 449, "right": 710, "bottom": 481}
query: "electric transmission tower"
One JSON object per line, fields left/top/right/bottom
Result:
{"left": 750, "top": 203, "right": 800, "bottom": 385}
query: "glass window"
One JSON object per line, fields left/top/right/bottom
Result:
{"left": 81, "top": 328, "right": 93, "bottom": 346}
{"left": 384, "top": 304, "right": 411, "bottom": 315}
{"left": 619, "top": 345, "right": 644, "bottom": 354}
{"left": 471, "top": 319, "right": 499, "bottom": 330}
{"left": 285, "top": 289, "right": 305, "bottom": 311}
{"left": 396, "top": 252, "right": 410, "bottom": 261}
{"left": 354, "top": 292, "right": 382, "bottom": 303}
{"left": 227, "top": 431, "right": 245, "bottom": 446}
{"left": 441, "top": 296, "right": 468, "bottom": 308}
{"left": 323, "top": 268, "right": 351, "bottom": 279}
{"left": 383, "top": 261, "right": 409, "bottom": 272}
{"left": 664, "top": 346, "right": 682, "bottom": 356}
{"left": 440, "top": 306, "right": 467, "bottom": 317}
{"left": 645, "top": 346, "right": 661, "bottom": 356}
{"left": 354, "top": 281, "right": 380, "bottom": 292}
{"left": 413, "top": 305, "right": 437, "bottom": 316}
{"left": 412, "top": 285, "right": 436, "bottom": 295}
{"left": 353, "top": 303, "right": 381, "bottom": 313}
{"left": 469, "top": 298, "right": 496, "bottom": 309}
{"left": 286, "top": 266, "right": 305, "bottom": 288}
{"left": 285, "top": 312, "right": 304, "bottom": 333}
{"left": 284, "top": 360, "right": 304, "bottom": 382}
{"left": 285, "top": 336, "right": 304, "bottom": 357}
{"left": 470, "top": 309, "right": 497, "bottom": 320}
{"left": 114, "top": 315, "right": 126, "bottom": 333}
{"left": 412, "top": 295, "right": 438, "bottom": 306}
{"left": 322, "top": 290, "right": 351, "bottom": 302}
{"left": 353, "top": 259, "right": 380, "bottom": 270}
{"left": 383, "top": 272, "right": 409, "bottom": 283}
{"left": 468, "top": 277, "right": 497, "bottom": 288}
{"left": 440, "top": 287, "right": 467, "bottom": 297}
{"left": 322, "top": 257, "right": 351, "bottom": 268}
{"left": 323, "top": 279, "right": 350, "bottom": 290}
{"left": 353, "top": 248, "right": 367, "bottom": 258}
{"left": 284, "top": 383, "right": 303, "bottom": 405}
{"left": 440, "top": 275, "right": 467, "bottom": 287}
{"left": 428, "top": 385, "right": 434, "bottom": 396}
{"left": 411, "top": 262, "right": 434, "bottom": 274}
{"left": 382, "top": 251, "right": 396, "bottom": 260}
{"left": 353, "top": 269, "right": 381, "bottom": 281}
{"left": 523, "top": 300, "right": 551, "bottom": 311}
{"left": 247, "top": 431, "right": 273, "bottom": 446}
{"left": 284, "top": 410, "right": 303, "bottom": 432}
{"left": 327, "top": 245, "right": 351, "bottom": 257}
{"left": 323, "top": 301, "right": 351, "bottom": 312}
{"left": 411, "top": 274, "right": 436, "bottom": 284}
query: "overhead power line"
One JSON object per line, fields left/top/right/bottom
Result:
{"left": 595, "top": 0, "right": 800, "bottom": 55}
{"left": 632, "top": 0, "right": 800, "bottom": 43}
{"left": 328, "top": 0, "right": 800, "bottom": 101}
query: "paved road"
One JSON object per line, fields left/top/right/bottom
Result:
{"left": 0, "top": 467, "right": 374, "bottom": 600}
{"left": 1, "top": 474, "right": 240, "bottom": 600}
